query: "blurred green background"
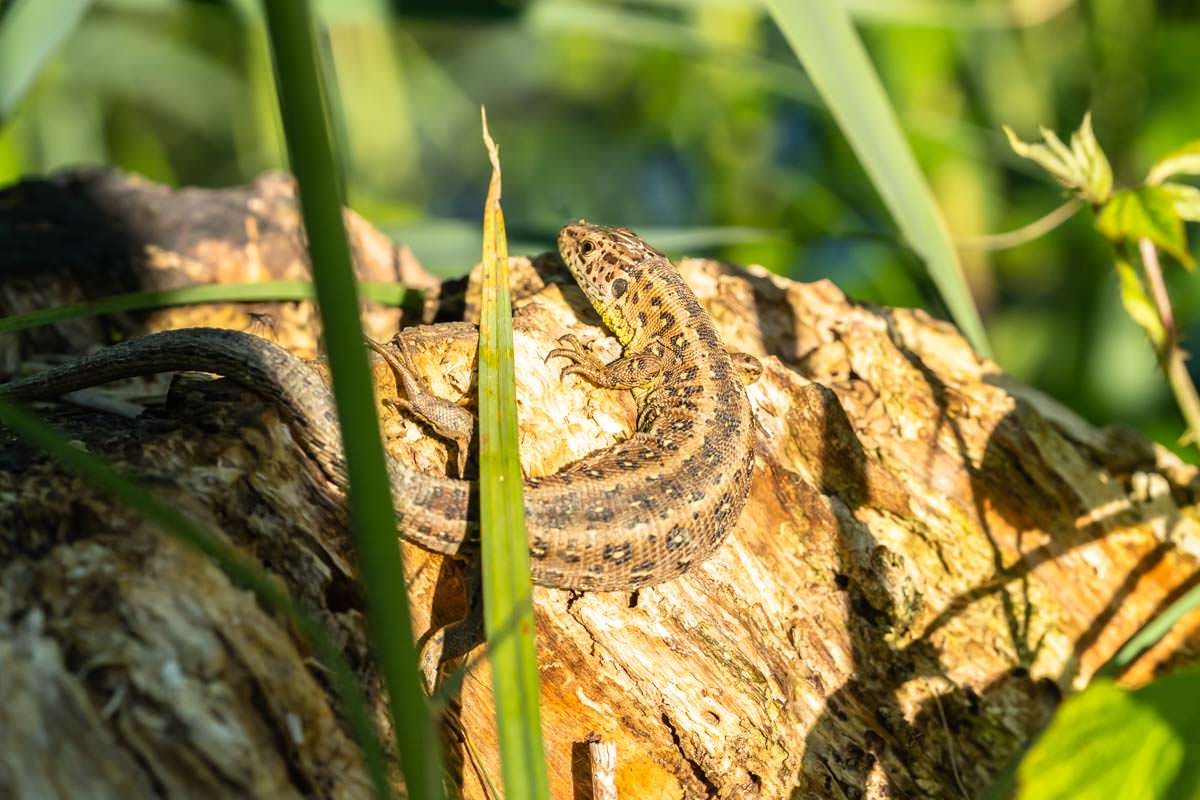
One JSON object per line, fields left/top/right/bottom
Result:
{"left": 2, "top": 0, "right": 1198, "bottom": 456}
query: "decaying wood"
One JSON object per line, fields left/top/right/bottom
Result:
{"left": 2, "top": 169, "right": 1199, "bottom": 799}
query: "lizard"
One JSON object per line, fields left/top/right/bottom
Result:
{"left": 0, "top": 222, "right": 759, "bottom": 592}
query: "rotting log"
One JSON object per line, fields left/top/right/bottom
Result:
{"left": 1, "top": 169, "right": 1198, "bottom": 799}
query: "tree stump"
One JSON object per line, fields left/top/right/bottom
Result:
{"left": 1, "top": 169, "right": 1197, "bottom": 799}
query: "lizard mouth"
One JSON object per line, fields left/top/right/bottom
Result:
{"left": 557, "top": 222, "right": 636, "bottom": 346}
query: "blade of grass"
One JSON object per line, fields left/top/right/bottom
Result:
{"left": 632, "top": 225, "right": 788, "bottom": 251}
{"left": 478, "top": 108, "right": 550, "bottom": 800}
{"left": 385, "top": 218, "right": 785, "bottom": 278}
{"left": 840, "top": 0, "right": 1068, "bottom": 28}
{"left": 763, "top": 0, "right": 992, "bottom": 357}
{"left": 528, "top": 0, "right": 820, "bottom": 110}
{"left": 65, "top": 14, "right": 243, "bottom": 135}
{"left": 1095, "top": 582, "right": 1200, "bottom": 680}
{"left": 530, "top": 1, "right": 1042, "bottom": 180}
{"left": 621, "top": 0, "right": 1073, "bottom": 27}
{"left": 0, "top": 0, "right": 93, "bottom": 120}
{"left": 260, "top": 3, "right": 441, "bottom": 798}
{"left": 0, "top": 396, "right": 393, "bottom": 799}
{"left": 0, "top": 280, "right": 409, "bottom": 335}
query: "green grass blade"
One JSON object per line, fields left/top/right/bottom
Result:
{"left": 529, "top": 0, "right": 819, "bottom": 107}
{"left": 478, "top": 110, "right": 550, "bottom": 800}
{"left": 260, "top": 3, "right": 441, "bottom": 797}
{"left": 1095, "top": 582, "right": 1200, "bottom": 680}
{"left": 0, "top": 0, "right": 93, "bottom": 119}
{"left": 763, "top": 0, "right": 992, "bottom": 357}
{"left": 385, "top": 218, "right": 785, "bottom": 277}
{"left": 631, "top": 225, "right": 788, "bottom": 251}
{"left": 0, "top": 396, "right": 393, "bottom": 799}
{"left": 840, "top": 0, "right": 1041, "bottom": 28}
{"left": 0, "top": 280, "right": 408, "bottom": 335}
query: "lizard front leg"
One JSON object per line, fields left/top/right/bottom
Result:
{"left": 545, "top": 333, "right": 665, "bottom": 390}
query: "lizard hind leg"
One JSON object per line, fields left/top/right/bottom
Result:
{"left": 728, "top": 351, "right": 763, "bottom": 385}
{"left": 367, "top": 336, "right": 474, "bottom": 478}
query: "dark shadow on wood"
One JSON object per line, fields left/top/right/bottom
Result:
{"left": 570, "top": 739, "right": 594, "bottom": 800}
{"left": 794, "top": 311, "right": 1121, "bottom": 796}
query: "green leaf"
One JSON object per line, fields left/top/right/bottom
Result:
{"left": 1071, "top": 112, "right": 1113, "bottom": 206}
{"left": 1002, "top": 125, "right": 1076, "bottom": 192}
{"left": 0, "top": 280, "right": 408, "bottom": 335}
{"left": 1016, "top": 671, "right": 1200, "bottom": 799}
{"left": 1096, "top": 187, "right": 1194, "bottom": 270}
{"left": 1161, "top": 182, "right": 1200, "bottom": 223}
{"left": 0, "top": 0, "right": 93, "bottom": 120}
{"left": 763, "top": 0, "right": 990, "bottom": 357}
{"left": 1004, "top": 112, "right": 1112, "bottom": 205}
{"left": 1039, "top": 125, "right": 1083, "bottom": 184}
{"left": 1115, "top": 257, "right": 1165, "bottom": 350}
{"left": 1147, "top": 140, "right": 1200, "bottom": 186}
{"left": 477, "top": 110, "right": 550, "bottom": 800}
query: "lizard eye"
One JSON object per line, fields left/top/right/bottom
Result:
{"left": 581, "top": 241, "right": 595, "bottom": 255}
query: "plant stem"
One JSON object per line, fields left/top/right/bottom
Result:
{"left": 956, "top": 198, "right": 1081, "bottom": 251}
{"left": 261, "top": 2, "right": 441, "bottom": 797}
{"left": 1139, "top": 237, "right": 1200, "bottom": 447}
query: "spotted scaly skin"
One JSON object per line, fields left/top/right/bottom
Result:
{"left": 0, "top": 223, "right": 756, "bottom": 590}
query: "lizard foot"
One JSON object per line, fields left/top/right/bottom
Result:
{"left": 546, "top": 334, "right": 664, "bottom": 390}
{"left": 418, "top": 559, "right": 485, "bottom": 695}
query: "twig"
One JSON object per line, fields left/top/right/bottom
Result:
{"left": 1140, "top": 238, "right": 1176, "bottom": 341}
{"left": 587, "top": 734, "right": 618, "bottom": 800}
{"left": 1139, "top": 238, "right": 1200, "bottom": 447}
{"left": 931, "top": 689, "right": 970, "bottom": 800}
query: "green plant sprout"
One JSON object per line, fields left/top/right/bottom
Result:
{"left": 1007, "top": 114, "right": 1200, "bottom": 451}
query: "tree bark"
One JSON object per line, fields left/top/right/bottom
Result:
{"left": 1, "top": 169, "right": 1197, "bottom": 799}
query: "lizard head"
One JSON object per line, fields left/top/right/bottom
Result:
{"left": 558, "top": 221, "right": 664, "bottom": 345}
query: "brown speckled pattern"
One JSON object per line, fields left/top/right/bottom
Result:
{"left": 0, "top": 224, "right": 756, "bottom": 590}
